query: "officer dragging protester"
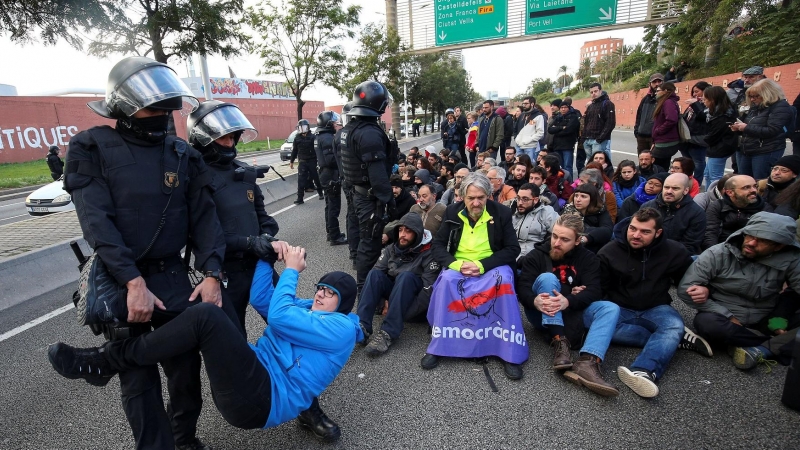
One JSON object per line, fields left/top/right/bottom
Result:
{"left": 186, "top": 100, "right": 284, "bottom": 335}
{"left": 339, "top": 81, "right": 397, "bottom": 291}
{"left": 290, "top": 119, "right": 324, "bottom": 204}
{"left": 63, "top": 56, "right": 227, "bottom": 450}
{"left": 315, "top": 110, "right": 348, "bottom": 246}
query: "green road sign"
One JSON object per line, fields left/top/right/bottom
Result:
{"left": 525, "top": 0, "right": 617, "bottom": 35}
{"left": 435, "top": 0, "right": 508, "bottom": 47}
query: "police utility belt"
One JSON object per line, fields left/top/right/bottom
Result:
{"left": 353, "top": 184, "right": 378, "bottom": 198}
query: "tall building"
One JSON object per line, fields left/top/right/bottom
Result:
{"left": 579, "top": 37, "right": 624, "bottom": 67}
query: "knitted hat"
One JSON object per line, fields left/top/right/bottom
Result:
{"left": 647, "top": 172, "right": 669, "bottom": 184}
{"left": 454, "top": 163, "right": 469, "bottom": 172}
{"left": 742, "top": 66, "right": 764, "bottom": 75}
{"left": 317, "top": 271, "right": 357, "bottom": 314}
{"left": 774, "top": 155, "right": 800, "bottom": 176}
{"left": 550, "top": 99, "right": 562, "bottom": 108}
{"left": 649, "top": 73, "right": 664, "bottom": 82}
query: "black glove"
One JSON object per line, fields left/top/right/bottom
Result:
{"left": 247, "top": 234, "right": 278, "bottom": 262}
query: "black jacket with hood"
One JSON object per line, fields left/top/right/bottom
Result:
{"left": 641, "top": 193, "right": 706, "bottom": 254}
{"left": 597, "top": 217, "right": 693, "bottom": 311}
{"left": 548, "top": 108, "right": 580, "bottom": 150}
{"left": 373, "top": 212, "right": 440, "bottom": 319}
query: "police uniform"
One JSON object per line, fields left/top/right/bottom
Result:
{"left": 64, "top": 56, "right": 224, "bottom": 450}
{"left": 46, "top": 147, "right": 64, "bottom": 180}
{"left": 334, "top": 125, "right": 359, "bottom": 261}
{"left": 315, "top": 115, "right": 346, "bottom": 244}
{"left": 291, "top": 129, "right": 323, "bottom": 203}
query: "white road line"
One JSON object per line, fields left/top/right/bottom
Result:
{"left": 0, "top": 214, "right": 28, "bottom": 222}
{"left": 0, "top": 195, "right": 310, "bottom": 342}
{"left": 0, "top": 303, "right": 74, "bottom": 343}
{"left": 0, "top": 202, "right": 25, "bottom": 208}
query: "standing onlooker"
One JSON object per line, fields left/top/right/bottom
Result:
{"left": 548, "top": 99, "right": 580, "bottom": 176}
{"left": 634, "top": 73, "right": 663, "bottom": 153}
{"left": 731, "top": 79, "right": 794, "bottom": 180}
{"left": 650, "top": 82, "right": 681, "bottom": 170}
{"left": 680, "top": 81, "right": 711, "bottom": 185}
{"left": 545, "top": 99, "right": 562, "bottom": 150}
{"left": 612, "top": 160, "right": 645, "bottom": 208}
{"left": 582, "top": 83, "right": 615, "bottom": 164}
{"left": 791, "top": 92, "right": 800, "bottom": 155}
{"left": 46, "top": 145, "right": 64, "bottom": 180}
{"left": 702, "top": 86, "right": 739, "bottom": 188}
{"left": 465, "top": 112, "right": 480, "bottom": 168}
{"left": 441, "top": 109, "right": 464, "bottom": 155}
{"left": 454, "top": 106, "right": 469, "bottom": 163}
{"left": 515, "top": 96, "right": 547, "bottom": 160}
{"left": 497, "top": 106, "right": 515, "bottom": 152}
{"left": 478, "top": 100, "right": 504, "bottom": 160}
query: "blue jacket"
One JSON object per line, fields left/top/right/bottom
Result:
{"left": 249, "top": 261, "right": 363, "bottom": 428}
{"left": 612, "top": 176, "right": 646, "bottom": 208}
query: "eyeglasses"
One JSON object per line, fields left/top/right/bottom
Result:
{"left": 315, "top": 285, "right": 336, "bottom": 298}
{"left": 748, "top": 94, "right": 761, "bottom": 99}
{"left": 517, "top": 197, "right": 535, "bottom": 203}
{"left": 771, "top": 166, "right": 792, "bottom": 174}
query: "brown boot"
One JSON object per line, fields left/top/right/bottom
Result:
{"left": 551, "top": 336, "right": 573, "bottom": 370}
{"left": 563, "top": 354, "right": 619, "bottom": 397}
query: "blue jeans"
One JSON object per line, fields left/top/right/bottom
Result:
{"left": 736, "top": 148, "right": 785, "bottom": 181}
{"left": 524, "top": 273, "right": 620, "bottom": 360}
{"left": 704, "top": 157, "right": 727, "bottom": 189}
{"left": 555, "top": 149, "right": 574, "bottom": 176}
{"left": 680, "top": 144, "right": 707, "bottom": 186}
{"left": 356, "top": 270, "right": 423, "bottom": 339}
{"left": 610, "top": 304, "right": 685, "bottom": 379}
{"left": 584, "top": 138, "right": 612, "bottom": 163}
{"left": 517, "top": 145, "right": 538, "bottom": 162}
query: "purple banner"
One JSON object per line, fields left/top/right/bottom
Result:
{"left": 426, "top": 266, "right": 529, "bottom": 364}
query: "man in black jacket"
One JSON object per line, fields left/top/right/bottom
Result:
{"left": 46, "top": 145, "right": 64, "bottom": 180}
{"left": 316, "top": 111, "right": 347, "bottom": 245}
{"left": 593, "top": 208, "right": 709, "bottom": 399}
{"left": 638, "top": 150, "right": 666, "bottom": 177}
{"left": 641, "top": 173, "right": 706, "bottom": 254}
{"left": 704, "top": 175, "right": 766, "bottom": 249}
{"left": 517, "top": 215, "right": 621, "bottom": 395}
{"left": 633, "top": 73, "right": 663, "bottom": 153}
{"left": 548, "top": 102, "right": 580, "bottom": 176}
{"left": 290, "top": 119, "right": 323, "bottom": 205}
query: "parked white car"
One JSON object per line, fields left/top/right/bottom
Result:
{"left": 25, "top": 176, "right": 74, "bottom": 216}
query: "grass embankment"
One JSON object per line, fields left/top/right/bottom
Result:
{"left": 0, "top": 139, "right": 286, "bottom": 189}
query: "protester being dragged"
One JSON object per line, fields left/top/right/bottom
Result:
{"left": 511, "top": 183, "right": 559, "bottom": 259}
{"left": 619, "top": 172, "right": 668, "bottom": 222}
{"left": 561, "top": 184, "right": 613, "bottom": 253}
{"left": 612, "top": 160, "right": 646, "bottom": 208}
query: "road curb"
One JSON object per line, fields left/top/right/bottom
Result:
{"left": 0, "top": 173, "right": 297, "bottom": 313}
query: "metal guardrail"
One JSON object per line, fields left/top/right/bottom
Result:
{"left": 398, "top": 0, "right": 687, "bottom": 54}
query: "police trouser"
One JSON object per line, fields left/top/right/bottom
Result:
{"left": 353, "top": 191, "right": 384, "bottom": 290}
{"left": 319, "top": 168, "right": 342, "bottom": 238}
{"left": 119, "top": 257, "right": 239, "bottom": 450}
{"left": 221, "top": 256, "right": 258, "bottom": 338}
{"left": 343, "top": 183, "right": 359, "bottom": 260}
{"left": 297, "top": 161, "right": 322, "bottom": 200}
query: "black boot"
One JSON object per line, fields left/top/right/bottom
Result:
{"left": 296, "top": 397, "right": 341, "bottom": 442}
{"left": 330, "top": 233, "right": 347, "bottom": 246}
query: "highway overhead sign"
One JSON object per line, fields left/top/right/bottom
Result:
{"left": 525, "top": 0, "right": 617, "bottom": 35}
{"left": 435, "top": 0, "right": 508, "bottom": 47}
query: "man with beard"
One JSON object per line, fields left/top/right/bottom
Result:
{"left": 589, "top": 208, "right": 708, "bottom": 398}
{"left": 511, "top": 184, "right": 558, "bottom": 259}
{"left": 498, "top": 147, "right": 517, "bottom": 174}
{"left": 757, "top": 155, "right": 800, "bottom": 209}
{"left": 382, "top": 176, "right": 416, "bottom": 246}
{"left": 680, "top": 212, "right": 800, "bottom": 372}
{"left": 408, "top": 184, "right": 447, "bottom": 236}
{"left": 641, "top": 173, "right": 706, "bottom": 254}
{"left": 516, "top": 215, "right": 617, "bottom": 390}
{"left": 704, "top": 175, "right": 766, "bottom": 249}
{"left": 528, "top": 166, "right": 560, "bottom": 212}
{"left": 439, "top": 166, "right": 469, "bottom": 206}
{"left": 514, "top": 96, "right": 546, "bottom": 161}
{"left": 582, "top": 83, "right": 615, "bottom": 163}
{"left": 358, "top": 212, "right": 441, "bottom": 357}
{"left": 506, "top": 162, "right": 529, "bottom": 192}
{"left": 637, "top": 150, "right": 666, "bottom": 178}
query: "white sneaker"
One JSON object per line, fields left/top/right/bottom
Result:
{"left": 617, "top": 366, "right": 659, "bottom": 398}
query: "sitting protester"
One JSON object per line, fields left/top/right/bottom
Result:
{"left": 669, "top": 157, "right": 700, "bottom": 198}
{"left": 638, "top": 149, "right": 666, "bottom": 178}
{"left": 422, "top": 172, "right": 526, "bottom": 380}
{"left": 48, "top": 247, "right": 362, "bottom": 442}
{"left": 704, "top": 175, "right": 766, "bottom": 249}
{"left": 694, "top": 173, "right": 734, "bottom": 212}
{"left": 408, "top": 184, "right": 447, "bottom": 236}
{"left": 506, "top": 162, "right": 529, "bottom": 193}
{"left": 618, "top": 173, "right": 667, "bottom": 222}
{"left": 487, "top": 166, "right": 517, "bottom": 204}
{"left": 541, "top": 154, "right": 574, "bottom": 208}
{"left": 577, "top": 167, "right": 618, "bottom": 222}
{"left": 641, "top": 173, "right": 707, "bottom": 255}
{"left": 612, "top": 160, "right": 646, "bottom": 208}
{"left": 511, "top": 183, "right": 559, "bottom": 259}
{"left": 529, "top": 166, "right": 561, "bottom": 213}
{"left": 561, "top": 184, "right": 613, "bottom": 253}
{"left": 439, "top": 165, "right": 469, "bottom": 206}
{"left": 757, "top": 155, "right": 800, "bottom": 210}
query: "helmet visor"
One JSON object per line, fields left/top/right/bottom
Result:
{"left": 112, "top": 65, "right": 198, "bottom": 117}
{"left": 193, "top": 105, "right": 257, "bottom": 147}
{"left": 384, "top": 90, "right": 394, "bottom": 112}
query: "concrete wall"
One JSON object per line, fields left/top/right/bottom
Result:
{"left": 0, "top": 96, "right": 325, "bottom": 164}
{"left": 572, "top": 62, "right": 800, "bottom": 128}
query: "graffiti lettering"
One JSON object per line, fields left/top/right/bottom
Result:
{"left": 205, "top": 77, "right": 294, "bottom": 99}
{"left": 0, "top": 125, "right": 78, "bottom": 150}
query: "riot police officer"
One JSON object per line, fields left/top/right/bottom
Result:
{"left": 290, "top": 119, "right": 323, "bottom": 204}
{"left": 186, "top": 100, "right": 284, "bottom": 334}
{"left": 46, "top": 145, "right": 64, "bottom": 180}
{"left": 64, "top": 56, "right": 225, "bottom": 450}
{"left": 339, "top": 81, "right": 396, "bottom": 290}
{"left": 334, "top": 102, "right": 360, "bottom": 266}
{"left": 315, "top": 110, "right": 347, "bottom": 246}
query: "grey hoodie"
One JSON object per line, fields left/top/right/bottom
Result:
{"left": 679, "top": 212, "right": 800, "bottom": 324}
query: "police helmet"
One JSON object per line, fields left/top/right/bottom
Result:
{"left": 297, "top": 119, "right": 310, "bottom": 133}
{"left": 340, "top": 102, "right": 354, "bottom": 126}
{"left": 350, "top": 81, "right": 393, "bottom": 117}
{"left": 187, "top": 101, "right": 257, "bottom": 148}
{"left": 48, "top": 145, "right": 59, "bottom": 155}
{"left": 317, "top": 111, "right": 341, "bottom": 130}
{"left": 87, "top": 56, "right": 198, "bottom": 119}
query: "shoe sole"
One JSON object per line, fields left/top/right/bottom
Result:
{"left": 563, "top": 370, "right": 619, "bottom": 397}
{"left": 732, "top": 347, "right": 757, "bottom": 370}
{"left": 297, "top": 420, "right": 341, "bottom": 443}
{"left": 553, "top": 362, "right": 573, "bottom": 370}
{"left": 617, "top": 366, "right": 659, "bottom": 398}
{"left": 364, "top": 347, "right": 388, "bottom": 357}
{"left": 47, "top": 344, "right": 112, "bottom": 387}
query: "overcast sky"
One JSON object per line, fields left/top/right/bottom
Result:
{"left": 0, "top": 0, "right": 643, "bottom": 105}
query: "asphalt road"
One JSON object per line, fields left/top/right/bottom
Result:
{"left": 0, "top": 181, "right": 797, "bottom": 449}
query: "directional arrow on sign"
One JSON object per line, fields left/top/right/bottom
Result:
{"left": 495, "top": 23, "right": 504, "bottom": 33}
{"left": 438, "top": 31, "right": 447, "bottom": 40}
{"left": 599, "top": 7, "right": 613, "bottom": 21}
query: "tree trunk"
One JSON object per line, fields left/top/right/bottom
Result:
{"left": 295, "top": 97, "right": 306, "bottom": 121}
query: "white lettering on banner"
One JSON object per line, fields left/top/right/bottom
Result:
{"left": 0, "top": 125, "right": 78, "bottom": 151}
{"left": 431, "top": 324, "right": 527, "bottom": 346}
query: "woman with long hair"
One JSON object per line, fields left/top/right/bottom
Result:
{"left": 701, "top": 86, "right": 738, "bottom": 188}
{"left": 680, "top": 81, "right": 711, "bottom": 185}
{"left": 576, "top": 163, "right": 617, "bottom": 221}
{"left": 669, "top": 157, "right": 700, "bottom": 197}
{"left": 591, "top": 151, "right": 615, "bottom": 180}
{"left": 561, "top": 183, "right": 613, "bottom": 253}
{"left": 731, "top": 79, "right": 795, "bottom": 180}
{"left": 651, "top": 82, "right": 681, "bottom": 170}
{"left": 612, "top": 160, "right": 646, "bottom": 207}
